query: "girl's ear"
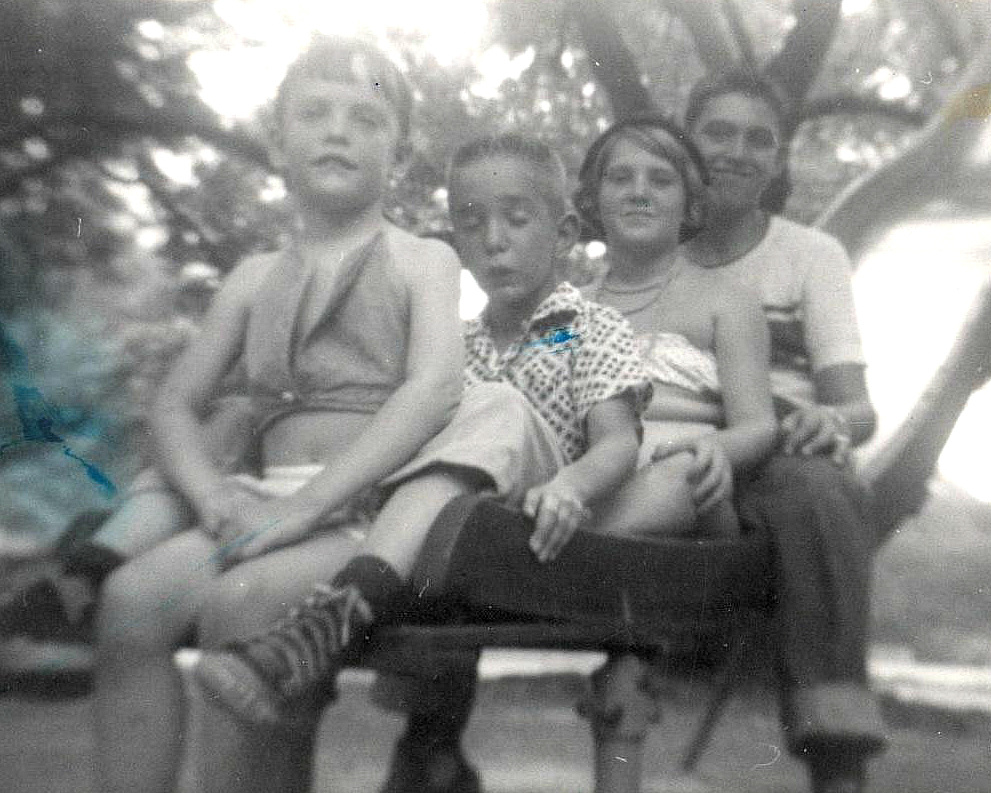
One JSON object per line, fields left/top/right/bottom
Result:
{"left": 555, "top": 211, "right": 581, "bottom": 258}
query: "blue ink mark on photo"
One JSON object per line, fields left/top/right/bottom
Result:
{"left": 524, "top": 326, "right": 580, "bottom": 354}
{"left": 0, "top": 323, "right": 117, "bottom": 498}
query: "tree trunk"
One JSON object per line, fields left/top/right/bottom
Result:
{"left": 570, "top": 0, "right": 658, "bottom": 119}
{"left": 863, "top": 278, "right": 991, "bottom": 536}
{"left": 822, "top": 41, "right": 991, "bottom": 527}
{"left": 763, "top": 0, "right": 843, "bottom": 113}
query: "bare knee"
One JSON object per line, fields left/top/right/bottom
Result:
{"left": 96, "top": 563, "right": 183, "bottom": 657}
{"left": 594, "top": 452, "right": 697, "bottom": 537}
{"left": 198, "top": 573, "right": 294, "bottom": 646}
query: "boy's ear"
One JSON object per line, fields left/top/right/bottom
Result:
{"left": 555, "top": 210, "right": 581, "bottom": 258}
{"left": 391, "top": 141, "right": 414, "bottom": 181}
{"left": 267, "top": 130, "right": 287, "bottom": 173}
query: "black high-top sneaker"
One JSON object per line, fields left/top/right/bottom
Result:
{"left": 194, "top": 582, "right": 374, "bottom": 726}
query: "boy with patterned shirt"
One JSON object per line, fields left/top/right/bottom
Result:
{"left": 193, "top": 133, "right": 652, "bottom": 724}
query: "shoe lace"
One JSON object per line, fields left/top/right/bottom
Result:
{"left": 244, "top": 582, "right": 374, "bottom": 698}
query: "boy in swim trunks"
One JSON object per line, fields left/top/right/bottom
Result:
{"left": 193, "top": 133, "right": 653, "bottom": 727}
{"left": 94, "top": 37, "right": 466, "bottom": 793}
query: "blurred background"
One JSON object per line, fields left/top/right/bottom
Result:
{"left": 0, "top": 0, "right": 988, "bottom": 665}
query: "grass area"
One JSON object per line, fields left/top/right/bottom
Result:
{"left": 873, "top": 479, "right": 991, "bottom": 664}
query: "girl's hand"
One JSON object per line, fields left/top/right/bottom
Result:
{"left": 524, "top": 478, "right": 590, "bottom": 564}
{"left": 652, "top": 437, "right": 733, "bottom": 515}
{"left": 780, "top": 405, "right": 851, "bottom": 465}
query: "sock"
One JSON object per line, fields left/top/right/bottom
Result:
{"left": 331, "top": 555, "right": 408, "bottom": 624}
{"left": 59, "top": 542, "right": 125, "bottom": 590}
{"left": 808, "top": 743, "right": 866, "bottom": 788}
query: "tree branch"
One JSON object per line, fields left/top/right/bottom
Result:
{"left": 134, "top": 149, "right": 233, "bottom": 270}
{"left": 818, "top": 42, "right": 991, "bottom": 255}
{"left": 718, "top": 0, "right": 758, "bottom": 73}
{"left": 764, "top": 0, "right": 843, "bottom": 108}
{"left": 570, "top": 0, "right": 657, "bottom": 120}
{"left": 664, "top": 0, "right": 745, "bottom": 75}
{"left": 801, "top": 94, "right": 928, "bottom": 127}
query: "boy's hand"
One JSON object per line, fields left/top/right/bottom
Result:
{"left": 217, "top": 501, "right": 316, "bottom": 567}
{"left": 524, "top": 478, "right": 589, "bottom": 564}
{"left": 195, "top": 487, "right": 260, "bottom": 543}
{"left": 652, "top": 437, "right": 732, "bottom": 515}
{"left": 781, "top": 405, "right": 851, "bottom": 465}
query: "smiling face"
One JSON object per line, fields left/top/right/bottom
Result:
{"left": 449, "top": 154, "right": 571, "bottom": 317}
{"left": 596, "top": 136, "right": 687, "bottom": 258}
{"left": 688, "top": 91, "right": 784, "bottom": 216}
{"left": 273, "top": 75, "right": 403, "bottom": 214}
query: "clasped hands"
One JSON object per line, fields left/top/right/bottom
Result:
{"left": 780, "top": 404, "right": 852, "bottom": 465}
{"left": 196, "top": 487, "right": 317, "bottom": 568}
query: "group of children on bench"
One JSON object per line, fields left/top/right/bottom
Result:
{"left": 75, "top": 36, "right": 885, "bottom": 793}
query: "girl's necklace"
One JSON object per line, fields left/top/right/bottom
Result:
{"left": 599, "top": 259, "right": 684, "bottom": 316}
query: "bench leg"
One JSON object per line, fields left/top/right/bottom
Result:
{"left": 579, "top": 653, "right": 661, "bottom": 793}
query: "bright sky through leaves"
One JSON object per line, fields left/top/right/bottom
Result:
{"left": 189, "top": 0, "right": 491, "bottom": 119}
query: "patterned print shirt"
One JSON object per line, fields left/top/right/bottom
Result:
{"left": 463, "top": 282, "right": 652, "bottom": 463}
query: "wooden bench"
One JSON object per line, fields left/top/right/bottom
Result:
{"left": 357, "top": 494, "right": 778, "bottom": 789}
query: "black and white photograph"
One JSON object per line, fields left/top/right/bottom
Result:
{"left": 1, "top": 1, "right": 989, "bottom": 791}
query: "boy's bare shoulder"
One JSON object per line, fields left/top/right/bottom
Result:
{"left": 216, "top": 250, "right": 283, "bottom": 305}
{"left": 384, "top": 225, "right": 460, "bottom": 283}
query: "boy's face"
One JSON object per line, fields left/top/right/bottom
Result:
{"left": 274, "top": 74, "right": 404, "bottom": 213}
{"left": 597, "top": 136, "right": 686, "bottom": 255}
{"left": 688, "top": 92, "right": 784, "bottom": 215}
{"left": 449, "top": 156, "right": 573, "bottom": 315}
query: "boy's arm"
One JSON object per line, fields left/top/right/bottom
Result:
{"left": 235, "top": 240, "right": 464, "bottom": 558}
{"left": 783, "top": 238, "right": 876, "bottom": 458}
{"left": 526, "top": 395, "right": 640, "bottom": 563}
{"left": 706, "top": 286, "right": 778, "bottom": 470}
{"left": 151, "top": 258, "right": 264, "bottom": 526}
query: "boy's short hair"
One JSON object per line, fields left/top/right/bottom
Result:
{"left": 684, "top": 70, "right": 794, "bottom": 212}
{"left": 684, "top": 70, "right": 794, "bottom": 139}
{"left": 275, "top": 36, "right": 413, "bottom": 143}
{"left": 448, "top": 134, "right": 569, "bottom": 216}
{"left": 574, "top": 115, "right": 708, "bottom": 242}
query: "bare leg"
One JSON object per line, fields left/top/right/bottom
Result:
{"left": 593, "top": 452, "right": 740, "bottom": 539}
{"left": 94, "top": 529, "right": 220, "bottom": 793}
{"left": 364, "top": 467, "right": 487, "bottom": 578}
{"left": 191, "top": 468, "right": 487, "bottom": 734}
{"left": 593, "top": 452, "right": 699, "bottom": 537}
{"left": 194, "top": 529, "right": 365, "bottom": 793}
{"left": 91, "top": 484, "right": 192, "bottom": 557}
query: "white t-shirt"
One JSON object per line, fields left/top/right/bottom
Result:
{"left": 715, "top": 216, "right": 866, "bottom": 410}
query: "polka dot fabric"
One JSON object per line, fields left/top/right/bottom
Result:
{"left": 463, "top": 282, "right": 652, "bottom": 463}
